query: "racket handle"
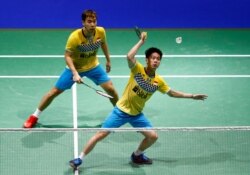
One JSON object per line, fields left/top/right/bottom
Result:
{"left": 134, "top": 26, "right": 142, "bottom": 38}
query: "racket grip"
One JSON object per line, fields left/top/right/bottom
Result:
{"left": 134, "top": 26, "right": 142, "bottom": 38}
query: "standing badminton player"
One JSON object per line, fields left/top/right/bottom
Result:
{"left": 69, "top": 31, "right": 207, "bottom": 168}
{"left": 23, "top": 9, "right": 119, "bottom": 128}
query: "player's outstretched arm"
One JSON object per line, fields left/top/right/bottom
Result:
{"left": 167, "top": 89, "right": 208, "bottom": 100}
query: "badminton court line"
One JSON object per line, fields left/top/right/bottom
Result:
{"left": 72, "top": 84, "right": 79, "bottom": 161}
{"left": 0, "top": 75, "right": 250, "bottom": 78}
{"left": 0, "top": 54, "right": 250, "bottom": 58}
{"left": 72, "top": 84, "right": 80, "bottom": 175}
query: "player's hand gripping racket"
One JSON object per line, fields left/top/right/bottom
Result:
{"left": 134, "top": 26, "right": 142, "bottom": 38}
{"left": 81, "top": 82, "right": 113, "bottom": 99}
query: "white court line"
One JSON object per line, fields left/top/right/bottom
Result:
{"left": 72, "top": 84, "right": 78, "bottom": 154}
{"left": 0, "top": 54, "right": 250, "bottom": 58}
{"left": 110, "top": 75, "right": 250, "bottom": 78}
{"left": 0, "top": 76, "right": 59, "bottom": 78}
{"left": 72, "top": 84, "right": 79, "bottom": 175}
{"left": 0, "top": 75, "right": 250, "bottom": 78}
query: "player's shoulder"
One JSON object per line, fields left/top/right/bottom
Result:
{"left": 70, "top": 28, "right": 82, "bottom": 35}
{"left": 155, "top": 74, "right": 166, "bottom": 82}
{"left": 68, "top": 28, "right": 82, "bottom": 38}
{"left": 135, "top": 61, "right": 143, "bottom": 67}
{"left": 96, "top": 26, "right": 105, "bottom": 33}
{"left": 130, "top": 61, "right": 144, "bottom": 73}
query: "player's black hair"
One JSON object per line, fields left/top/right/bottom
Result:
{"left": 145, "top": 47, "right": 163, "bottom": 60}
{"left": 82, "top": 9, "right": 97, "bottom": 21}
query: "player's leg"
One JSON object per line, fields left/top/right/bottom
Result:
{"left": 137, "top": 130, "right": 158, "bottom": 153}
{"left": 131, "top": 130, "right": 158, "bottom": 165}
{"left": 23, "top": 68, "right": 75, "bottom": 128}
{"left": 23, "top": 87, "right": 64, "bottom": 128}
{"left": 100, "top": 80, "right": 119, "bottom": 106}
{"left": 69, "top": 131, "right": 110, "bottom": 169}
{"left": 69, "top": 107, "right": 127, "bottom": 168}
{"left": 85, "top": 65, "right": 119, "bottom": 106}
{"left": 84, "top": 107, "right": 127, "bottom": 154}
{"left": 38, "top": 87, "right": 64, "bottom": 111}
{"left": 83, "top": 131, "right": 110, "bottom": 155}
{"left": 130, "top": 113, "right": 157, "bottom": 164}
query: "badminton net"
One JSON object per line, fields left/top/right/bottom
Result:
{"left": 0, "top": 126, "right": 250, "bottom": 175}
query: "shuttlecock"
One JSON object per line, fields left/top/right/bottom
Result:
{"left": 176, "top": 37, "right": 182, "bottom": 44}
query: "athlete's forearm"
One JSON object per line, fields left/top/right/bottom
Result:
{"left": 64, "top": 51, "right": 78, "bottom": 75}
{"left": 168, "top": 89, "right": 208, "bottom": 100}
{"left": 127, "top": 32, "right": 147, "bottom": 68}
{"left": 126, "top": 39, "right": 144, "bottom": 68}
{"left": 127, "top": 39, "right": 143, "bottom": 60}
{"left": 101, "top": 43, "right": 111, "bottom": 63}
{"left": 167, "top": 89, "right": 193, "bottom": 99}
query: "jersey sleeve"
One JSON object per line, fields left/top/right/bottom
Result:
{"left": 96, "top": 27, "right": 107, "bottom": 45}
{"left": 157, "top": 76, "right": 171, "bottom": 94}
{"left": 65, "top": 31, "right": 78, "bottom": 52}
{"left": 130, "top": 61, "right": 142, "bottom": 73}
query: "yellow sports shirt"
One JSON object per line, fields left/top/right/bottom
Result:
{"left": 65, "top": 27, "right": 106, "bottom": 72}
{"left": 117, "top": 61, "right": 171, "bottom": 115}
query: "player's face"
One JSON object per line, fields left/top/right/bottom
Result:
{"left": 146, "top": 52, "right": 161, "bottom": 70}
{"left": 83, "top": 17, "right": 97, "bottom": 33}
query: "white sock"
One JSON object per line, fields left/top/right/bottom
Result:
{"left": 33, "top": 108, "right": 42, "bottom": 118}
{"left": 79, "top": 152, "right": 85, "bottom": 160}
{"left": 134, "top": 150, "right": 143, "bottom": 156}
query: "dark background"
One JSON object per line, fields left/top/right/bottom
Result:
{"left": 0, "top": 0, "right": 249, "bottom": 28}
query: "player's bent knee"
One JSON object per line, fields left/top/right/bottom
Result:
{"left": 149, "top": 132, "right": 158, "bottom": 141}
{"left": 144, "top": 131, "right": 158, "bottom": 141}
{"left": 101, "top": 81, "right": 115, "bottom": 92}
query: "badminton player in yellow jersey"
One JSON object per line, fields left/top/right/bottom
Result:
{"left": 69, "top": 31, "right": 207, "bottom": 168}
{"left": 23, "top": 9, "right": 119, "bottom": 128}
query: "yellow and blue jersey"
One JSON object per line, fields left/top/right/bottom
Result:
{"left": 65, "top": 27, "right": 106, "bottom": 72}
{"left": 116, "top": 61, "right": 171, "bottom": 115}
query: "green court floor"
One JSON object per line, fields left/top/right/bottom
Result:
{"left": 0, "top": 29, "right": 250, "bottom": 175}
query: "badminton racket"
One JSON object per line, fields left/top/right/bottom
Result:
{"left": 134, "top": 26, "right": 142, "bottom": 38}
{"left": 81, "top": 82, "right": 113, "bottom": 99}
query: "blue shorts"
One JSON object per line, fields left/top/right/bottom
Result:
{"left": 55, "top": 65, "right": 110, "bottom": 90}
{"left": 102, "top": 106, "right": 152, "bottom": 128}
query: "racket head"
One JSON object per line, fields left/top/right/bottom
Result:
{"left": 96, "top": 90, "right": 114, "bottom": 99}
{"left": 134, "top": 26, "right": 142, "bottom": 38}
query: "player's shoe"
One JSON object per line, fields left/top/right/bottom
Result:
{"left": 23, "top": 115, "right": 38, "bottom": 128}
{"left": 131, "top": 152, "right": 153, "bottom": 165}
{"left": 69, "top": 158, "right": 82, "bottom": 169}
